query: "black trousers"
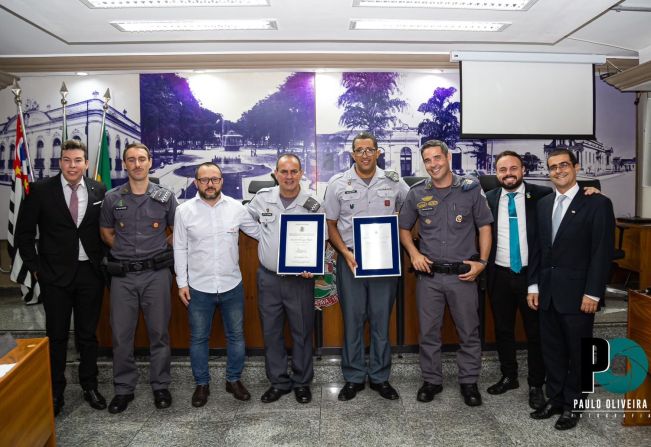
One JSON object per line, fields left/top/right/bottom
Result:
{"left": 539, "top": 304, "right": 594, "bottom": 411}
{"left": 489, "top": 266, "right": 545, "bottom": 386}
{"left": 41, "top": 261, "right": 104, "bottom": 398}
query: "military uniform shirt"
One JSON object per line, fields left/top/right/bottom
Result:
{"left": 399, "top": 175, "right": 493, "bottom": 263}
{"left": 324, "top": 166, "right": 409, "bottom": 247}
{"left": 247, "top": 185, "right": 325, "bottom": 272}
{"left": 100, "top": 182, "right": 177, "bottom": 260}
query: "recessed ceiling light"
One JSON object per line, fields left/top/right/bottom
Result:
{"left": 111, "top": 19, "right": 277, "bottom": 32}
{"left": 77, "top": 72, "right": 89, "bottom": 76}
{"left": 353, "top": 0, "right": 537, "bottom": 10}
{"left": 81, "top": 0, "right": 269, "bottom": 8}
{"left": 350, "top": 19, "right": 509, "bottom": 31}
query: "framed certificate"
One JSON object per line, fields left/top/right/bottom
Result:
{"left": 352, "top": 215, "right": 401, "bottom": 278}
{"left": 277, "top": 213, "right": 326, "bottom": 275}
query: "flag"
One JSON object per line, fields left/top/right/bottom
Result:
{"left": 8, "top": 114, "right": 40, "bottom": 305}
{"left": 95, "top": 124, "right": 112, "bottom": 189}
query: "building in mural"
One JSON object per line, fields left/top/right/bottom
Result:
{"left": 542, "top": 139, "right": 630, "bottom": 176}
{"left": 0, "top": 93, "right": 140, "bottom": 185}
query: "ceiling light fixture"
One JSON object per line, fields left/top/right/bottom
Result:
{"left": 350, "top": 19, "right": 509, "bottom": 31}
{"left": 111, "top": 19, "right": 277, "bottom": 32}
{"left": 353, "top": 0, "right": 537, "bottom": 10}
{"left": 81, "top": 0, "right": 269, "bottom": 8}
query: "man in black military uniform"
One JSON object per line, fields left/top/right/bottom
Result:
{"left": 399, "top": 140, "right": 493, "bottom": 406}
{"left": 100, "top": 143, "right": 177, "bottom": 414}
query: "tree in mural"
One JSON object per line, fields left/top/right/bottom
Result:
{"left": 417, "top": 86, "right": 461, "bottom": 148}
{"left": 337, "top": 72, "right": 407, "bottom": 138}
{"left": 237, "top": 72, "right": 315, "bottom": 151}
{"left": 522, "top": 152, "right": 541, "bottom": 174}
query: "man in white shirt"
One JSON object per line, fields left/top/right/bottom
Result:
{"left": 173, "top": 162, "right": 259, "bottom": 407}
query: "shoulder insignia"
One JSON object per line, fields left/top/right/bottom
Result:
{"left": 384, "top": 170, "right": 399, "bottom": 182}
{"left": 461, "top": 176, "right": 480, "bottom": 192}
{"left": 150, "top": 187, "right": 173, "bottom": 204}
{"left": 302, "top": 196, "right": 321, "bottom": 213}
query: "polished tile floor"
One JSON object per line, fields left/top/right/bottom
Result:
{"left": 51, "top": 380, "right": 651, "bottom": 447}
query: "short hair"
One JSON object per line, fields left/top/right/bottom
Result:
{"left": 123, "top": 142, "right": 152, "bottom": 161}
{"left": 194, "top": 162, "right": 222, "bottom": 179}
{"left": 351, "top": 132, "right": 378, "bottom": 151}
{"left": 61, "top": 139, "right": 88, "bottom": 160}
{"left": 276, "top": 153, "right": 302, "bottom": 171}
{"left": 546, "top": 148, "right": 578, "bottom": 167}
{"left": 495, "top": 150, "right": 524, "bottom": 167}
{"left": 420, "top": 139, "right": 449, "bottom": 156}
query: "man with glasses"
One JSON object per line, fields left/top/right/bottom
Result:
{"left": 100, "top": 143, "right": 177, "bottom": 413}
{"left": 528, "top": 149, "right": 614, "bottom": 430}
{"left": 173, "top": 162, "right": 259, "bottom": 407}
{"left": 15, "top": 139, "right": 107, "bottom": 416}
{"left": 247, "top": 154, "right": 324, "bottom": 404}
{"left": 324, "top": 131, "right": 409, "bottom": 401}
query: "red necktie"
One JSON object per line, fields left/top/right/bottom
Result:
{"left": 69, "top": 183, "right": 79, "bottom": 224}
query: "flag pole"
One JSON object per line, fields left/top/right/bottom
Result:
{"left": 60, "top": 82, "right": 68, "bottom": 141}
{"left": 10, "top": 80, "right": 35, "bottom": 182}
{"left": 94, "top": 88, "right": 111, "bottom": 179}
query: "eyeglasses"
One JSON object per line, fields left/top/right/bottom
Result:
{"left": 548, "top": 161, "right": 573, "bottom": 173}
{"left": 197, "top": 177, "right": 223, "bottom": 185}
{"left": 352, "top": 147, "right": 378, "bottom": 156}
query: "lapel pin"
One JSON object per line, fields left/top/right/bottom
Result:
{"left": 571, "top": 210, "right": 576, "bottom": 214}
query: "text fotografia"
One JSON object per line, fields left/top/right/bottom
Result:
{"left": 574, "top": 398, "right": 650, "bottom": 418}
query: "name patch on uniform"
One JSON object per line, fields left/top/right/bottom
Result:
{"left": 344, "top": 190, "right": 358, "bottom": 195}
{"left": 114, "top": 206, "right": 127, "bottom": 211}
{"left": 262, "top": 212, "right": 273, "bottom": 217}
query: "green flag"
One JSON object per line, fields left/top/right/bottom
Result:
{"left": 95, "top": 126, "right": 112, "bottom": 189}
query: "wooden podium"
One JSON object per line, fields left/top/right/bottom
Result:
{"left": 0, "top": 338, "right": 56, "bottom": 446}
{"left": 622, "top": 290, "right": 651, "bottom": 426}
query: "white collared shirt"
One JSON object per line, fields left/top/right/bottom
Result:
{"left": 495, "top": 182, "right": 528, "bottom": 269}
{"left": 173, "top": 193, "right": 260, "bottom": 294}
{"left": 60, "top": 175, "right": 89, "bottom": 261}
{"left": 552, "top": 182, "right": 580, "bottom": 222}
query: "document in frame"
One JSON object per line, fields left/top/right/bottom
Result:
{"left": 277, "top": 213, "right": 325, "bottom": 275}
{"left": 352, "top": 215, "right": 401, "bottom": 278}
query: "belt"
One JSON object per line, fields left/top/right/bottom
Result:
{"left": 122, "top": 259, "right": 156, "bottom": 273}
{"left": 494, "top": 264, "right": 528, "bottom": 275}
{"left": 430, "top": 262, "right": 470, "bottom": 275}
{"left": 260, "top": 265, "right": 288, "bottom": 278}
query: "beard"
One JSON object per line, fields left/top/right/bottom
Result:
{"left": 498, "top": 175, "right": 524, "bottom": 191}
{"left": 199, "top": 188, "right": 220, "bottom": 200}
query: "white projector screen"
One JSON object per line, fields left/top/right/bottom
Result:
{"left": 460, "top": 60, "right": 595, "bottom": 139}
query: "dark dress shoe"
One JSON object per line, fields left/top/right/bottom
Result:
{"left": 370, "top": 381, "right": 399, "bottom": 400}
{"left": 226, "top": 380, "right": 251, "bottom": 401}
{"left": 338, "top": 382, "right": 365, "bottom": 401}
{"left": 555, "top": 410, "right": 579, "bottom": 430}
{"left": 261, "top": 386, "right": 291, "bottom": 403}
{"left": 53, "top": 396, "right": 64, "bottom": 417}
{"left": 530, "top": 401, "right": 563, "bottom": 420}
{"left": 83, "top": 388, "right": 107, "bottom": 410}
{"left": 460, "top": 384, "right": 482, "bottom": 407}
{"left": 417, "top": 382, "right": 443, "bottom": 402}
{"left": 486, "top": 376, "right": 519, "bottom": 395}
{"left": 528, "top": 386, "right": 545, "bottom": 410}
{"left": 294, "top": 386, "right": 312, "bottom": 404}
{"left": 192, "top": 384, "right": 210, "bottom": 408}
{"left": 108, "top": 394, "right": 134, "bottom": 414}
{"left": 153, "top": 389, "right": 172, "bottom": 409}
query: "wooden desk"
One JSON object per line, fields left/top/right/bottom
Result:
{"left": 616, "top": 221, "right": 651, "bottom": 290}
{"left": 0, "top": 338, "right": 56, "bottom": 446}
{"left": 623, "top": 290, "right": 651, "bottom": 426}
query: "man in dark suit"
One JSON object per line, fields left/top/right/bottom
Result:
{"left": 485, "top": 151, "right": 548, "bottom": 410}
{"left": 15, "top": 139, "right": 107, "bottom": 416}
{"left": 528, "top": 148, "right": 614, "bottom": 430}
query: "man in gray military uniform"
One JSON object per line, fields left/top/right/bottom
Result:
{"left": 324, "top": 131, "right": 409, "bottom": 401}
{"left": 399, "top": 139, "right": 493, "bottom": 407}
{"left": 100, "top": 143, "right": 177, "bottom": 414}
{"left": 247, "top": 153, "right": 324, "bottom": 404}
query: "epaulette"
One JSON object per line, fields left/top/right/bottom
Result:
{"left": 384, "top": 170, "right": 399, "bottom": 182}
{"left": 150, "top": 186, "right": 174, "bottom": 204}
{"left": 302, "top": 196, "right": 321, "bottom": 213}
{"left": 460, "top": 176, "right": 480, "bottom": 192}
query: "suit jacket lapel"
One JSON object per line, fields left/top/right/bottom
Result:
{"left": 553, "top": 191, "right": 587, "bottom": 245}
{"left": 489, "top": 189, "right": 500, "bottom": 237}
{"left": 524, "top": 183, "right": 536, "bottom": 242}
{"left": 80, "top": 178, "right": 99, "bottom": 227}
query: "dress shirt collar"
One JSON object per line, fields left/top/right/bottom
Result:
{"left": 555, "top": 182, "right": 579, "bottom": 202}
{"left": 194, "top": 192, "right": 225, "bottom": 208}
{"left": 500, "top": 181, "right": 525, "bottom": 198}
{"left": 60, "top": 173, "right": 86, "bottom": 190}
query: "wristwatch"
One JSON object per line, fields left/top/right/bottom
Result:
{"left": 477, "top": 259, "right": 488, "bottom": 266}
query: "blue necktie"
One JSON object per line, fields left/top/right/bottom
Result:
{"left": 506, "top": 192, "right": 522, "bottom": 274}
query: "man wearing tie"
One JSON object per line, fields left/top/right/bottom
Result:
{"left": 485, "top": 151, "right": 548, "bottom": 410}
{"left": 15, "top": 139, "right": 107, "bottom": 416}
{"left": 528, "top": 148, "right": 614, "bottom": 430}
